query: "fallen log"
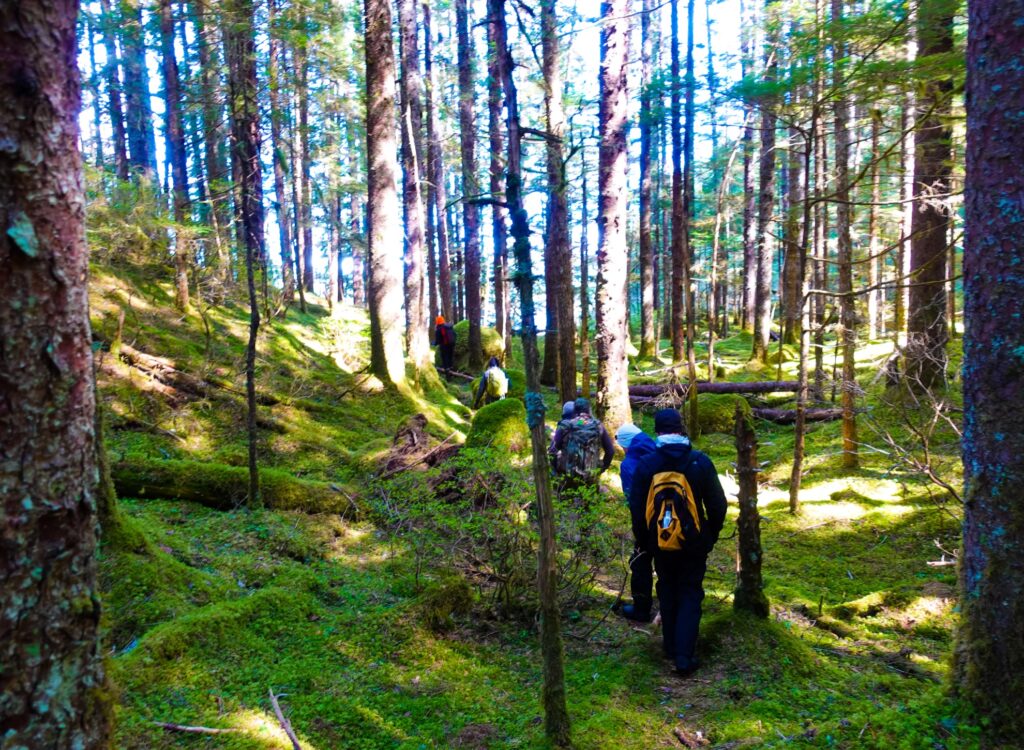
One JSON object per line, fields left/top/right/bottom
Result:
{"left": 751, "top": 407, "right": 843, "bottom": 425}
{"left": 628, "top": 380, "right": 800, "bottom": 398}
{"left": 112, "top": 458, "right": 361, "bottom": 517}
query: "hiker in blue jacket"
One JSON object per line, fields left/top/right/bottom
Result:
{"left": 628, "top": 408, "right": 727, "bottom": 676}
{"left": 615, "top": 423, "right": 658, "bottom": 622}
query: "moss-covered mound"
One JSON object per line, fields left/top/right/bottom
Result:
{"left": 470, "top": 367, "right": 526, "bottom": 404}
{"left": 464, "top": 398, "right": 529, "bottom": 455}
{"left": 696, "top": 393, "right": 752, "bottom": 435}
{"left": 437, "top": 319, "right": 505, "bottom": 372}
{"left": 112, "top": 458, "right": 360, "bottom": 515}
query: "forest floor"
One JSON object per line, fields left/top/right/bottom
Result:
{"left": 93, "top": 264, "right": 978, "bottom": 749}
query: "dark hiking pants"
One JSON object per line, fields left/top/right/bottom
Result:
{"left": 440, "top": 344, "right": 455, "bottom": 373}
{"left": 629, "top": 544, "right": 654, "bottom": 614}
{"left": 654, "top": 554, "right": 708, "bottom": 670}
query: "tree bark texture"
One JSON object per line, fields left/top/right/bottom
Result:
{"left": 580, "top": 152, "right": 592, "bottom": 399}
{"left": 907, "top": 0, "right": 954, "bottom": 389}
{"left": 486, "top": 6, "right": 509, "bottom": 352}
{"left": 424, "top": 3, "right": 451, "bottom": 322}
{"left": 98, "top": 0, "right": 129, "bottom": 180}
{"left": 297, "top": 42, "right": 314, "bottom": 294}
{"left": 733, "top": 406, "right": 768, "bottom": 617}
{"left": 867, "top": 109, "right": 882, "bottom": 340}
{"left": 638, "top": 0, "right": 656, "bottom": 357}
{"left": 0, "top": 0, "right": 111, "bottom": 742}
{"left": 542, "top": 0, "right": 576, "bottom": 403}
{"left": 492, "top": 0, "right": 571, "bottom": 742}
{"left": 956, "top": 1, "right": 1024, "bottom": 743}
{"left": 456, "top": 0, "right": 483, "bottom": 369}
{"left": 397, "top": 0, "right": 430, "bottom": 370}
{"left": 365, "top": 0, "right": 407, "bottom": 386}
{"left": 670, "top": 0, "right": 685, "bottom": 360}
{"left": 597, "top": 0, "right": 634, "bottom": 436}
{"left": 740, "top": 0, "right": 757, "bottom": 333}
{"left": 121, "top": 0, "right": 157, "bottom": 182}
{"left": 224, "top": 0, "right": 264, "bottom": 504}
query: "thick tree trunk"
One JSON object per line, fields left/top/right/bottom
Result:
{"left": 906, "top": 0, "right": 954, "bottom": 389}
{"left": 597, "top": 0, "right": 634, "bottom": 436}
{"left": 0, "top": 1, "right": 110, "bottom": 743}
{"left": 733, "top": 406, "right": 768, "bottom": 616}
{"left": 160, "top": 0, "right": 191, "bottom": 311}
{"left": 957, "top": 2, "right": 1024, "bottom": 741}
{"left": 224, "top": 0, "right": 264, "bottom": 504}
{"left": 456, "top": 0, "right": 483, "bottom": 369}
{"left": 638, "top": 0, "right": 656, "bottom": 358}
{"left": 267, "top": 0, "right": 295, "bottom": 304}
{"left": 541, "top": 0, "right": 576, "bottom": 403}
{"left": 751, "top": 0, "right": 778, "bottom": 362}
{"left": 397, "top": 0, "right": 430, "bottom": 370}
{"left": 486, "top": 6, "right": 509, "bottom": 352}
{"left": 832, "top": 0, "right": 858, "bottom": 469}
{"left": 492, "top": 0, "right": 570, "bottom": 741}
{"left": 365, "top": 0, "right": 407, "bottom": 386}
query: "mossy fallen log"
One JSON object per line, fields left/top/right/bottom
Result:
{"left": 112, "top": 458, "right": 360, "bottom": 517}
{"left": 628, "top": 380, "right": 801, "bottom": 398}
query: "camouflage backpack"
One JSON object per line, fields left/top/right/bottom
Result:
{"left": 561, "top": 416, "right": 603, "bottom": 481}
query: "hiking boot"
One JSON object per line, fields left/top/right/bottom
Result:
{"left": 617, "top": 603, "right": 652, "bottom": 623}
{"left": 673, "top": 657, "right": 701, "bottom": 678}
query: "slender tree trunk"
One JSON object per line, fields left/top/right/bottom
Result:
{"left": 781, "top": 121, "right": 802, "bottom": 345}
{"left": 906, "top": 0, "right": 954, "bottom": 389}
{"left": 541, "top": 0, "right": 576, "bottom": 403}
{"left": 0, "top": 2, "right": 110, "bottom": 742}
{"left": 751, "top": 0, "right": 778, "bottom": 362}
{"left": 456, "top": 0, "right": 482, "bottom": 368}
{"left": 347, "top": 96, "right": 366, "bottom": 309}
{"left": 866, "top": 109, "right": 882, "bottom": 340}
{"left": 122, "top": 0, "right": 157, "bottom": 183}
{"left": 160, "top": 0, "right": 191, "bottom": 311}
{"left": 486, "top": 4, "right": 508, "bottom": 352}
{"left": 98, "top": 0, "right": 129, "bottom": 179}
{"left": 86, "top": 16, "right": 106, "bottom": 168}
{"left": 670, "top": 0, "right": 685, "bottom": 361}
{"left": 638, "top": 0, "right": 656, "bottom": 358}
{"left": 423, "top": 2, "right": 446, "bottom": 322}
{"left": 957, "top": 2, "right": 1024, "bottom": 740}
{"left": 683, "top": 0, "right": 698, "bottom": 430}
{"left": 812, "top": 0, "right": 827, "bottom": 399}
{"left": 224, "top": 0, "right": 264, "bottom": 504}
{"left": 895, "top": 29, "right": 916, "bottom": 346}
{"left": 580, "top": 150, "right": 592, "bottom": 399}
{"left": 365, "top": 0, "right": 407, "bottom": 385}
{"left": 267, "top": 0, "right": 295, "bottom": 304}
{"left": 296, "top": 42, "right": 314, "bottom": 294}
{"left": 734, "top": 406, "right": 768, "bottom": 616}
{"left": 597, "top": 0, "right": 633, "bottom": 435}
{"left": 289, "top": 96, "right": 307, "bottom": 313}
{"left": 831, "top": 0, "right": 858, "bottom": 468}
{"left": 492, "top": 1, "right": 570, "bottom": 742}
{"left": 397, "top": 0, "right": 430, "bottom": 370}
{"left": 740, "top": 0, "right": 756, "bottom": 333}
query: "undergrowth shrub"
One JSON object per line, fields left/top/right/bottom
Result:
{"left": 369, "top": 446, "right": 616, "bottom": 621}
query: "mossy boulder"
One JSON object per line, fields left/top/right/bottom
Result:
{"left": 696, "top": 393, "right": 752, "bottom": 435}
{"left": 419, "top": 576, "right": 474, "bottom": 632}
{"left": 436, "top": 319, "right": 505, "bottom": 372}
{"left": 465, "top": 398, "right": 529, "bottom": 455}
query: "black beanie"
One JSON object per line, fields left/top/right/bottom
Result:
{"left": 654, "top": 408, "right": 686, "bottom": 435}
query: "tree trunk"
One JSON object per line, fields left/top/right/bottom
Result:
{"left": 580, "top": 150, "right": 592, "bottom": 399}
{"left": 597, "top": 0, "right": 633, "bottom": 436}
{"left": 347, "top": 100, "right": 366, "bottom": 309}
{"left": 122, "top": 0, "right": 157, "bottom": 183}
{"left": 781, "top": 121, "right": 802, "bottom": 345}
{"left": 456, "top": 0, "right": 483, "bottom": 369}
{"left": 906, "top": 0, "right": 954, "bottom": 389}
{"left": 740, "top": 0, "right": 757, "bottom": 333}
{"left": 832, "top": 0, "right": 858, "bottom": 469}
{"left": 98, "top": 0, "right": 129, "bottom": 180}
{"left": 397, "top": 0, "right": 430, "bottom": 371}
{"left": 267, "top": 0, "right": 295, "bottom": 304}
{"left": 957, "top": 2, "right": 1024, "bottom": 740}
{"left": 365, "top": 0, "right": 407, "bottom": 386}
{"left": 486, "top": 4, "right": 509, "bottom": 352}
{"left": 751, "top": 0, "right": 777, "bottom": 363}
{"left": 224, "top": 0, "right": 264, "bottom": 504}
{"left": 423, "top": 2, "right": 446, "bottom": 322}
{"left": 683, "top": 0, "right": 698, "bottom": 430}
{"left": 160, "top": 0, "right": 191, "bottom": 312}
{"left": 733, "top": 406, "right": 768, "bottom": 616}
{"left": 492, "top": 0, "right": 570, "bottom": 742}
{"left": 638, "top": 0, "right": 656, "bottom": 358}
{"left": 866, "top": 109, "right": 882, "bottom": 340}
{"left": 541, "top": 0, "right": 576, "bottom": 403}
{"left": 297, "top": 43, "right": 314, "bottom": 295}
{"left": 670, "top": 0, "right": 685, "bottom": 361}
{"left": 812, "top": 0, "right": 827, "bottom": 400}
{"left": 1, "top": 3, "right": 111, "bottom": 743}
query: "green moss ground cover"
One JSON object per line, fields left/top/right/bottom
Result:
{"left": 94, "top": 267, "right": 975, "bottom": 748}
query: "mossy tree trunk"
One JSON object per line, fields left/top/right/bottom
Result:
{"left": 494, "top": 0, "right": 570, "bottom": 741}
{"left": 734, "top": 406, "right": 769, "bottom": 617}
{"left": 956, "top": 1, "right": 1024, "bottom": 742}
{"left": 0, "top": 0, "right": 111, "bottom": 740}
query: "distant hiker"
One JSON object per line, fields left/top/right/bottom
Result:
{"left": 549, "top": 401, "right": 576, "bottom": 458}
{"left": 548, "top": 397, "right": 614, "bottom": 485}
{"left": 614, "top": 423, "right": 658, "bottom": 623}
{"left": 628, "top": 408, "right": 727, "bottom": 676}
{"left": 473, "top": 356, "right": 508, "bottom": 408}
{"left": 434, "top": 315, "right": 456, "bottom": 380}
